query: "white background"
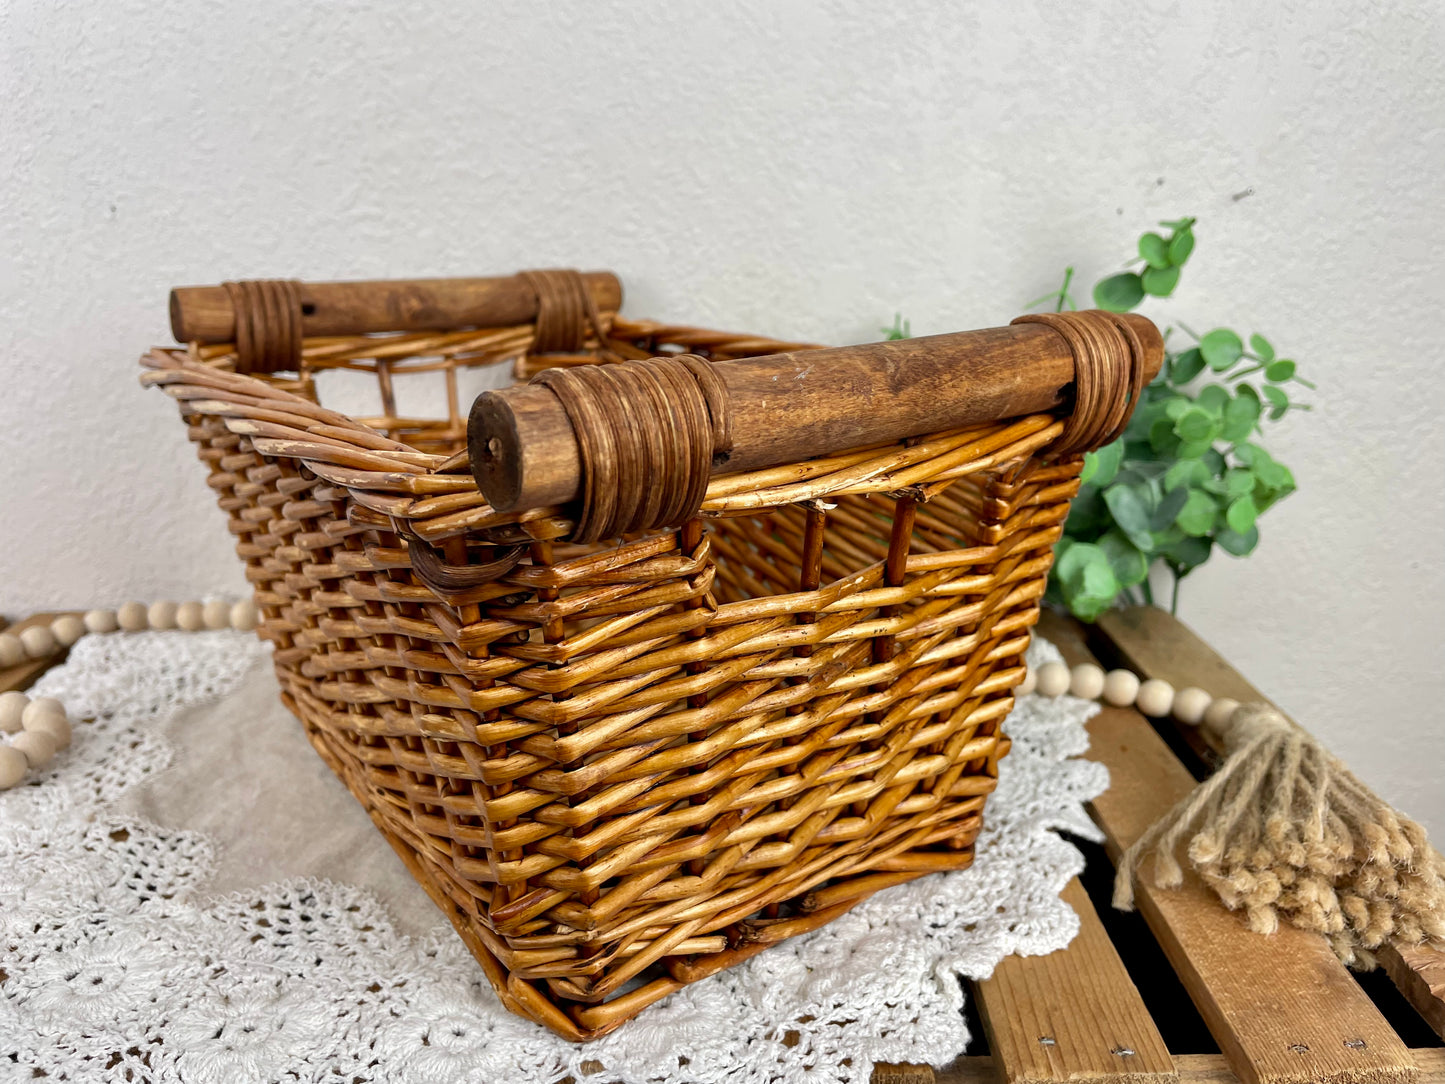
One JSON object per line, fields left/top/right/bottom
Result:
{"left": 3, "top": 2, "right": 1442, "bottom": 832}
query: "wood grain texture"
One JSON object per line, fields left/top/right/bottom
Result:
{"left": 1379, "top": 944, "right": 1445, "bottom": 1040}
{"left": 170, "top": 271, "right": 623, "bottom": 343}
{"left": 975, "top": 877, "right": 1176, "bottom": 1083}
{"left": 0, "top": 612, "right": 67, "bottom": 694}
{"left": 935, "top": 1051, "right": 1445, "bottom": 1084}
{"left": 872, "top": 1064, "right": 939, "bottom": 1084}
{"left": 473, "top": 314, "right": 1164, "bottom": 512}
{"left": 1038, "top": 612, "right": 1419, "bottom": 1084}
{"left": 1095, "top": 606, "right": 1445, "bottom": 1043}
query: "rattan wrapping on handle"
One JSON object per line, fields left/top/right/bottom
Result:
{"left": 223, "top": 279, "right": 304, "bottom": 374}
{"left": 532, "top": 354, "right": 732, "bottom": 543}
{"left": 1011, "top": 309, "right": 1148, "bottom": 458}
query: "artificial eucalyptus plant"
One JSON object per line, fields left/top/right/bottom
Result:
{"left": 886, "top": 216, "right": 1313, "bottom": 621}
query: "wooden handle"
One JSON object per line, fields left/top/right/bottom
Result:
{"left": 470, "top": 313, "right": 1163, "bottom": 512}
{"left": 169, "top": 271, "right": 623, "bottom": 343}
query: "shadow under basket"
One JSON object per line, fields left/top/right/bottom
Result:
{"left": 142, "top": 270, "right": 1158, "bottom": 1040}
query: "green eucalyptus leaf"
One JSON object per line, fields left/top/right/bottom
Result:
{"left": 1266, "top": 359, "right": 1296, "bottom": 382}
{"left": 1087, "top": 440, "right": 1123, "bottom": 487}
{"left": 1202, "top": 448, "right": 1227, "bottom": 475}
{"left": 1170, "top": 348, "right": 1205, "bottom": 385}
{"left": 1141, "top": 265, "right": 1181, "bottom": 297}
{"left": 1176, "top": 488, "right": 1216, "bottom": 536}
{"left": 1069, "top": 592, "right": 1116, "bottom": 622}
{"left": 1103, "top": 483, "right": 1155, "bottom": 551}
{"left": 1064, "top": 484, "right": 1111, "bottom": 537}
{"left": 1226, "top": 494, "right": 1259, "bottom": 534}
{"left": 1200, "top": 329, "right": 1244, "bottom": 370}
{"left": 1094, "top": 272, "right": 1145, "bottom": 312}
{"left": 1150, "top": 525, "right": 1185, "bottom": 550}
{"left": 1081, "top": 557, "right": 1119, "bottom": 600}
{"left": 1196, "top": 384, "right": 1230, "bottom": 415}
{"left": 1217, "top": 524, "right": 1260, "bottom": 556}
{"left": 1165, "top": 534, "right": 1212, "bottom": 572}
{"left": 1249, "top": 333, "right": 1275, "bottom": 362}
{"left": 1152, "top": 485, "right": 1189, "bottom": 531}
{"left": 1053, "top": 541, "right": 1121, "bottom": 621}
{"left": 1164, "top": 397, "right": 1190, "bottom": 420}
{"left": 1224, "top": 468, "right": 1255, "bottom": 497}
{"left": 1263, "top": 384, "right": 1289, "bottom": 419}
{"left": 1232, "top": 442, "right": 1268, "bottom": 469}
{"left": 1150, "top": 416, "right": 1181, "bottom": 455}
{"left": 1222, "top": 393, "right": 1261, "bottom": 442}
{"left": 1139, "top": 232, "right": 1171, "bottom": 269}
{"left": 1099, "top": 529, "right": 1149, "bottom": 587}
{"left": 1164, "top": 457, "right": 1211, "bottom": 491}
{"left": 1173, "top": 405, "right": 1216, "bottom": 443}
{"left": 1167, "top": 228, "right": 1195, "bottom": 265}
{"left": 1255, "top": 459, "right": 1295, "bottom": 491}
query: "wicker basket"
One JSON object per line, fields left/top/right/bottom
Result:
{"left": 141, "top": 270, "right": 1157, "bottom": 1040}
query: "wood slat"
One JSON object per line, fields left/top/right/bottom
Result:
{"left": 974, "top": 877, "right": 1176, "bottom": 1083}
{"left": 1095, "top": 606, "right": 1445, "bottom": 1043}
{"left": 935, "top": 1051, "right": 1445, "bottom": 1084}
{"left": 873, "top": 1064, "right": 939, "bottom": 1084}
{"left": 1038, "top": 611, "right": 1419, "bottom": 1084}
{"left": 0, "top": 612, "right": 67, "bottom": 694}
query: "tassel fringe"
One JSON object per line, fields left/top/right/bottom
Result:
{"left": 1113, "top": 704, "right": 1445, "bottom": 967}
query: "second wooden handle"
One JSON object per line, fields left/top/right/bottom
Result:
{"left": 170, "top": 271, "right": 623, "bottom": 343}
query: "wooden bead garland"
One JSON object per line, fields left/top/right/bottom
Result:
{"left": 0, "top": 598, "right": 257, "bottom": 790}
{"left": 1020, "top": 658, "right": 1241, "bottom": 730}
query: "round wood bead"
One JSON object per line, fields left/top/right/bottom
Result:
{"left": 1172, "top": 686, "right": 1212, "bottom": 726}
{"left": 1136, "top": 678, "right": 1175, "bottom": 718}
{"left": 0, "top": 745, "right": 27, "bottom": 789}
{"left": 0, "top": 633, "right": 23, "bottom": 668}
{"left": 230, "top": 599, "right": 258, "bottom": 632}
{"left": 176, "top": 601, "right": 206, "bottom": 631}
{"left": 117, "top": 602, "right": 149, "bottom": 631}
{"left": 50, "top": 614, "right": 87, "bottom": 647}
{"left": 24, "top": 711, "right": 71, "bottom": 750}
{"left": 19, "top": 625, "right": 57, "bottom": 660}
{"left": 1035, "top": 661, "right": 1071, "bottom": 698}
{"left": 1102, "top": 669, "right": 1140, "bottom": 707}
{"left": 202, "top": 600, "right": 231, "bottom": 629}
{"left": 10, "top": 728, "right": 59, "bottom": 769}
{"left": 84, "top": 609, "right": 119, "bottom": 634}
{"left": 146, "top": 600, "right": 178, "bottom": 630}
{"left": 0, "top": 691, "right": 28, "bottom": 734}
{"left": 1204, "top": 696, "right": 1242, "bottom": 732}
{"left": 1016, "top": 665, "right": 1037, "bottom": 697}
{"left": 21, "top": 697, "right": 65, "bottom": 728}
{"left": 1069, "top": 663, "right": 1106, "bottom": 700}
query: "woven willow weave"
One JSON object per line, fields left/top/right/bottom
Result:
{"left": 142, "top": 289, "right": 1095, "bottom": 1041}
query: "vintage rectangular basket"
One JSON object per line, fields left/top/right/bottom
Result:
{"left": 141, "top": 270, "right": 1158, "bottom": 1040}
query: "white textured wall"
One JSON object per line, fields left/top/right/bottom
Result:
{"left": 3, "top": 2, "right": 1442, "bottom": 831}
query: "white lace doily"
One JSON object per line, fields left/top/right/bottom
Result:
{"left": 0, "top": 629, "right": 1105, "bottom": 1083}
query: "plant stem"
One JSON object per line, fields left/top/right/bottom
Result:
{"left": 1056, "top": 267, "right": 1074, "bottom": 313}
{"left": 1170, "top": 570, "right": 1181, "bottom": 614}
{"left": 1141, "top": 575, "right": 1155, "bottom": 607}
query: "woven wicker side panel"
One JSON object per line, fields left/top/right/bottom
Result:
{"left": 182, "top": 403, "right": 1080, "bottom": 1038}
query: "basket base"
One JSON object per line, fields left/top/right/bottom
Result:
{"left": 288, "top": 685, "right": 981, "bottom": 1041}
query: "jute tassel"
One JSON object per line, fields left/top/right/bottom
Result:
{"left": 1113, "top": 703, "right": 1445, "bottom": 967}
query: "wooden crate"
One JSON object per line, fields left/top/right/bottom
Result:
{"left": 874, "top": 607, "right": 1445, "bottom": 1084}
{"left": 4, "top": 607, "right": 1442, "bottom": 1083}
